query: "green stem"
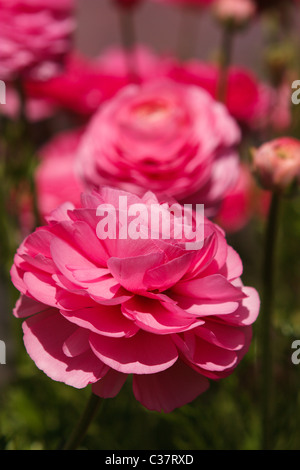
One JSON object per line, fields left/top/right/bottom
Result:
{"left": 261, "top": 192, "right": 281, "bottom": 450}
{"left": 217, "top": 26, "right": 234, "bottom": 104}
{"left": 62, "top": 394, "right": 103, "bottom": 450}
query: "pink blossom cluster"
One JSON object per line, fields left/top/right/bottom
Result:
{"left": 0, "top": 0, "right": 75, "bottom": 81}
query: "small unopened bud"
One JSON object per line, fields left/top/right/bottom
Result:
{"left": 213, "top": 0, "right": 256, "bottom": 29}
{"left": 251, "top": 137, "right": 300, "bottom": 195}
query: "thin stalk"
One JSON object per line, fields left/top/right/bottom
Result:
{"left": 217, "top": 26, "right": 234, "bottom": 104}
{"left": 260, "top": 192, "right": 281, "bottom": 450}
{"left": 62, "top": 394, "right": 103, "bottom": 450}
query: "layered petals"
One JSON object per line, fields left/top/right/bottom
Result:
{"left": 11, "top": 187, "right": 260, "bottom": 412}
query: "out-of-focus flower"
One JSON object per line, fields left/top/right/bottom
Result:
{"left": 0, "top": 85, "right": 55, "bottom": 122}
{"left": 25, "top": 46, "right": 280, "bottom": 132}
{"left": 76, "top": 79, "right": 241, "bottom": 217}
{"left": 25, "top": 53, "right": 129, "bottom": 117}
{"left": 214, "top": 164, "right": 256, "bottom": 232}
{"left": 11, "top": 187, "right": 260, "bottom": 412}
{"left": 213, "top": 0, "right": 256, "bottom": 28}
{"left": 95, "top": 46, "right": 172, "bottom": 82}
{"left": 251, "top": 137, "right": 300, "bottom": 195}
{"left": 35, "top": 128, "right": 85, "bottom": 219}
{"left": 164, "top": 61, "right": 268, "bottom": 128}
{"left": 25, "top": 47, "right": 171, "bottom": 117}
{"left": 0, "top": 0, "right": 75, "bottom": 81}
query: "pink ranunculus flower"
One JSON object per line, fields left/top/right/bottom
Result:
{"left": 214, "top": 164, "right": 256, "bottom": 233}
{"left": 0, "top": 0, "right": 75, "bottom": 81}
{"left": 35, "top": 128, "right": 85, "bottom": 219}
{"left": 25, "top": 52, "right": 130, "bottom": 117}
{"left": 11, "top": 187, "right": 260, "bottom": 412}
{"left": 76, "top": 79, "right": 241, "bottom": 217}
{"left": 25, "top": 47, "right": 173, "bottom": 116}
{"left": 166, "top": 61, "right": 269, "bottom": 127}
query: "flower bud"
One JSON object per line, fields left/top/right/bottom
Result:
{"left": 213, "top": 0, "right": 256, "bottom": 29}
{"left": 251, "top": 137, "right": 300, "bottom": 195}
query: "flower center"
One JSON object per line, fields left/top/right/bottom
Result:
{"left": 132, "top": 99, "right": 170, "bottom": 125}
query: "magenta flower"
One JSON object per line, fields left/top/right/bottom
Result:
{"left": 167, "top": 61, "right": 272, "bottom": 128}
{"left": 11, "top": 187, "right": 260, "bottom": 413}
{"left": 25, "top": 48, "right": 165, "bottom": 116}
{"left": 76, "top": 79, "right": 241, "bottom": 217}
{"left": 0, "top": 0, "right": 75, "bottom": 81}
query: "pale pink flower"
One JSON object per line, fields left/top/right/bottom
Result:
{"left": 11, "top": 187, "right": 260, "bottom": 412}
{"left": 0, "top": 0, "right": 75, "bottom": 81}
{"left": 76, "top": 79, "right": 241, "bottom": 217}
{"left": 251, "top": 137, "right": 300, "bottom": 195}
{"left": 213, "top": 0, "right": 256, "bottom": 27}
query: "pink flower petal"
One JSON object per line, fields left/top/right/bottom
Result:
{"left": 13, "top": 294, "right": 48, "bottom": 319}
{"left": 92, "top": 368, "right": 128, "bottom": 399}
{"left": 172, "top": 274, "right": 247, "bottom": 302}
{"left": 23, "top": 309, "right": 108, "bottom": 388}
{"left": 132, "top": 359, "right": 209, "bottom": 413}
{"left": 60, "top": 304, "right": 138, "bottom": 337}
{"left": 122, "top": 296, "right": 203, "bottom": 334}
{"left": 89, "top": 330, "right": 178, "bottom": 374}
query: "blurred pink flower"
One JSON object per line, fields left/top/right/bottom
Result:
{"left": 166, "top": 61, "right": 270, "bottom": 127}
{"left": 214, "top": 164, "right": 256, "bottom": 233}
{"left": 213, "top": 0, "right": 256, "bottom": 26}
{"left": 11, "top": 187, "right": 260, "bottom": 412}
{"left": 251, "top": 137, "right": 300, "bottom": 195}
{"left": 76, "top": 79, "right": 241, "bottom": 216}
{"left": 35, "top": 128, "right": 85, "bottom": 218}
{"left": 25, "top": 46, "right": 278, "bottom": 132}
{"left": 25, "top": 47, "right": 171, "bottom": 116}
{"left": 0, "top": 0, "right": 75, "bottom": 81}
{"left": 0, "top": 84, "right": 55, "bottom": 122}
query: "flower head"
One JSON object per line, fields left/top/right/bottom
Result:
{"left": 11, "top": 187, "right": 260, "bottom": 412}
{"left": 0, "top": 0, "right": 75, "bottom": 81}
{"left": 213, "top": 0, "right": 256, "bottom": 29}
{"left": 76, "top": 79, "right": 241, "bottom": 217}
{"left": 251, "top": 137, "right": 300, "bottom": 195}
